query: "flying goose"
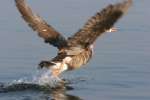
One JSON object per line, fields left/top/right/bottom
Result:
{"left": 15, "top": 0, "right": 132, "bottom": 78}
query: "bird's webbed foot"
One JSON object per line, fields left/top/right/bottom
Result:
{"left": 38, "top": 60, "right": 55, "bottom": 69}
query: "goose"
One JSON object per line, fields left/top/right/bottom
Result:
{"left": 15, "top": 0, "right": 132, "bottom": 78}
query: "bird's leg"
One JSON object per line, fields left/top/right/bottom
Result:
{"left": 106, "top": 27, "right": 117, "bottom": 32}
{"left": 51, "top": 68, "right": 61, "bottom": 77}
{"left": 38, "top": 60, "right": 55, "bottom": 69}
{"left": 51, "top": 63, "right": 66, "bottom": 77}
{"left": 50, "top": 63, "right": 68, "bottom": 86}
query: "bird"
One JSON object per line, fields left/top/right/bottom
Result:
{"left": 15, "top": 0, "right": 132, "bottom": 79}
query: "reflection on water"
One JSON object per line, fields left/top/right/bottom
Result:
{"left": 0, "top": 71, "right": 85, "bottom": 100}
{"left": 0, "top": 82, "right": 82, "bottom": 100}
{"left": 0, "top": 69, "right": 87, "bottom": 100}
{"left": 50, "top": 88, "right": 82, "bottom": 100}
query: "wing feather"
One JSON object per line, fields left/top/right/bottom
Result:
{"left": 68, "top": 0, "right": 132, "bottom": 48}
{"left": 15, "top": 0, "right": 67, "bottom": 49}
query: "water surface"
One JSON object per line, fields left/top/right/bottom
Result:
{"left": 0, "top": 0, "right": 150, "bottom": 100}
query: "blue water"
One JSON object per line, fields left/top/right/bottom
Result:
{"left": 0, "top": 0, "right": 150, "bottom": 100}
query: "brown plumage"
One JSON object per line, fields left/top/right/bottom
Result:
{"left": 15, "top": 0, "right": 132, "bottom": 77}
{"left": 68, "top": 0, "right": 132, "bottom": 48}
{"left": 15, "top": 0, "right": 67, "bottom": 49}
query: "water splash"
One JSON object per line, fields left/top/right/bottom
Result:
{"left": 5, "top": 69, "right": 63, "bottom": 89}
{"left": 33, "top": 69, "right": 62, "bottom": 87}
{"left": 0, "top": 69, "right": 70, "bottom": 93}
{"left": 0, "top": 69, "right": 88, "bottom": 93}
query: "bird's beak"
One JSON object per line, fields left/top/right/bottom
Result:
{"left": 106, "top": 27, "right": 118, "bottom": 32}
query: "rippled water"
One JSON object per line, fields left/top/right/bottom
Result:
{"left": 0, "top": 0, "right": 150, "bottom": 100}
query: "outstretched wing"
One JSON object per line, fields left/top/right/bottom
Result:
{"left": 68, "top": 0, "right": 132, "bottom": 48}
{"left": 15, "top": 0, "right": 67, "bottom": 49}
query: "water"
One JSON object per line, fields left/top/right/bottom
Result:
{"left": 0, "top": 0, "right": 150, "bottom": 100}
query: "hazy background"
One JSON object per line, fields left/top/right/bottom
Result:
{"left": 0, "top": 0, "right": 150, "bottom": 100}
